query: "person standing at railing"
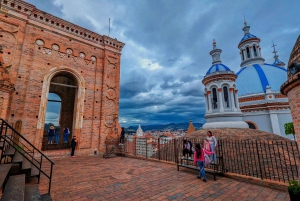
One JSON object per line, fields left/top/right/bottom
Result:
{"left": 71, "top": 136, "right": 77, "bottom": 157}
{"left": 182, "top": 139, "right": 193, "bottom": 159}
{"left": 63, "top": 127, "right": 70, "bottom": 143}
{"left": 194, "top": 143, "right": 214, "bottom": 182}
{"left": 55, "top": 125, "right": 61, "bottom": 144}
{"left": 48, "top": 126, "right": 55, "bottom": 144}
{"left": 119, "top": 127, "right": 125, "bottom": 145}
{"left": 206, "top": 131, "right": 217, "bottom": 163}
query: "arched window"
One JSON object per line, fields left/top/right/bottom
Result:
{"left": 212, "top": 88, "right": 218, "bottom": 109}
{"left": 246, "top": 47, "right": 250, "bottom": 58}
{"left": 253, "top": 46, "right": 257, "bottom": 57}
{"left": 223, "top": 86, "right": 229, "bottom": 108}
{"left": 246, "top": 121, "right": 257, "bottom": 129}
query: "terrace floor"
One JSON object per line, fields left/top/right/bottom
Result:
{"left": 38, "top": 156, "right": 289, "bottom": 201}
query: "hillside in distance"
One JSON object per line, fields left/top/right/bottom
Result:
{"left": 126, "top": 122, "right": 203, "bottom": 133}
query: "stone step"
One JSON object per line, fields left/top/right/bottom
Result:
{"left": 30, "top": 165, "right": 40, "bottom": 177}
{"left": 0, "top": 164, "right": 12, "bottom": 188}
{"left": 22, "top": 157, "right": 32, "bottom": 170}
{"left": 22, "top": 157, "right": 40, "bottom": 177}
{"left": 1, "top": 174, "right": 25, "bottom": 201}
{"left": 25, "top": 184, "right": 42, "bottom": 201}
{"left": 12, "top": 151, "right": 23, "bottom": 163}
{"left": 40, "top": 194, "right": 52, "bottom": 201}
{"left": 2, "top": 146, "right": 16, "bottom": 156}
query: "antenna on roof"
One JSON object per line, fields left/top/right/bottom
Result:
{"left": 108, "top": 18, "right": 110, "bottom": 36}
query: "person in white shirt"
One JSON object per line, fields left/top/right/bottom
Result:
{"left": 206, "top": 131, "right": 217, "bottom": 163}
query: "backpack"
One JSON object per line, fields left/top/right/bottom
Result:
{"left": 203, "top": 149, "right": 211, "bottom": 166}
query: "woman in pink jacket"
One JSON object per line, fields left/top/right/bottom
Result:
{"left": 193, "top": 143, "right": 214, "bottom": 182}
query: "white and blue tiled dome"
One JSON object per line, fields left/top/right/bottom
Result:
{"left": 240, "top": 33, "right": 257, "bottom": 42}
{"left": 206, "top": 64, "right": 231, "bottom": 75}
{"left": 236, "top": 63, "right": 287, "bottom": 96}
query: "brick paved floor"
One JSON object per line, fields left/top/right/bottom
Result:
{"left": 38, "top": 156, "right": 289, "bottom": 201}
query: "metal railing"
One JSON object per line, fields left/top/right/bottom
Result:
{"left": 0, "top": 119, "right": 54, "bottom": 194}
{"left": 123, "top": 137, "right": 299, "bottom": 183}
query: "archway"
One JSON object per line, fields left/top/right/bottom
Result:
{"left": 42, "top": 72, "right": 77, "bottom": 150}
{"left": 36, "top": 67, "right": 85, "bottom": 151}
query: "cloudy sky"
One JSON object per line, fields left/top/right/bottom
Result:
{"left": 26, "top": 0, "right": 300, "bottom": 127}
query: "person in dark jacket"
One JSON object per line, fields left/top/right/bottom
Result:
{"left": 48, "top": 126, "right": 55, "bottom": 144}
{"left": 119, "top": 127, "right": 125, "bottom": 144}
{"left": 182, "top": 139, "right": 193, "bottom": 159}
{"left": 55, "top": 125, "right": 61, "bottom": 144}
{"left": 71, "top": 136, "right": 77, "bottom": 157}
{"left": 63, "top": 127, "right": 70, "bottom": 143}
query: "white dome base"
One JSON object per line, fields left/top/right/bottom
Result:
{"left": 202, "top": 121, "right": 249, "bottom": 129}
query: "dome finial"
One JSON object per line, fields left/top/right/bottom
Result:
{"left": 209, "top": 39, "right": 222, "bottom": 64}
{"left": 272, "top": 41, "right": 285, "bottom": 67}
{"left": 213, "top": 39, "right": 216, "bottom": 49}
{"left": 242, "top": 21, "right": 250, "bottom": 35}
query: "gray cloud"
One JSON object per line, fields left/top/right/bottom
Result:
{"left": 25, "top": 0, "right": 300, "bottom": 126}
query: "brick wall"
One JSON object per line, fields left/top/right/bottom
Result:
{"left": 287, "top": 85, "right": 300, "bottom": 138}
{"left": 0, "top": 0, "right": 124, "bottom": 156}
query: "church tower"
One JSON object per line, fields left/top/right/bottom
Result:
{"left": 202, "top": 40, "right": 248, "bottom": 129}
{"left": 136, "top": 125, "right": 144, "bottom": 137}
{"left": 238, "top": 22, "right": 265, "bottom": 67}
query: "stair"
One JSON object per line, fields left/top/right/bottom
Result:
{"left": 1, "top": 174, "right": 26, "bottom": 201}
{"left": 2, "top": 146, "right": 16, "bottom": 157}
{"left": 25, "top": 184, "right": 41, "bottom": 201}
{"left": 0, "top": 119, "right": 54, "bottom": 200}
{"left": 0, "top": 149, "right": 52, "bottom": 200}
{"left": 0, "top": 164, "right": 11, "bottom": 188}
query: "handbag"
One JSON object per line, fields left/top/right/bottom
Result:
{"left": 203, "top": 149, "right": 211, "bottom": 166}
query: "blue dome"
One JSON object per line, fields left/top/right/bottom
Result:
{"left": 236, "top": 63, "right": 287, "bottom": 96}
{"left": 273, "top": 59, "right": 284, "bottom": 66}
{"left": 240, "top": 33, "right": 257, "bottom": 42}
{"left": 206, "top": 64, "right": 231, "bottom": 75}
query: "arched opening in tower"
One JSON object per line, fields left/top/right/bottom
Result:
{"left": 42, "top": 72, "right": 77, "bottom": 150}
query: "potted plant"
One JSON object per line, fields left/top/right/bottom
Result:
{"left": 288, "top": 180, "right": 300, "bottom": 201}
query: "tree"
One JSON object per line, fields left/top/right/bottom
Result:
{"left": 284, "top": 122, "right": 296, "bottom": 141}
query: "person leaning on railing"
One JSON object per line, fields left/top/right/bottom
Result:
{"left": 182, "top": 139, "right": 193, "bottom": 159}
{"left": 206, "top": 131, "right": 217, "bottom": 163}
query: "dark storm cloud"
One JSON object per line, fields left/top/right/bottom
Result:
{"left": 120, "top": 72, "right": 155, "bottom": 98}
{"left": 25, "top": 0, "right": 300, "bottom": 126}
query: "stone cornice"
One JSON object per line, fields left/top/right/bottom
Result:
{"left": 239, "top": 95, "right": 265, "bottom": 103}
{"left": 280, "top": 72, "right": 300, "bottom": 95}
{"left": 240, "top": 102, "right": 290, "bottom": 112}
{"left": 238, "top": 37, "right": 260, "bottom": 48}
{"left": 202, "top": 73, "right": 237, "bottom": 86}
{"left": 0, "top": 0, "right": 125, "bottom": 51}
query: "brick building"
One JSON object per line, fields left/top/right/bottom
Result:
{"left": 281, "top": 35, "right": 300, "bottom": 140}
{"left": 0, "top": 0, "right": 124, "bottom": 156}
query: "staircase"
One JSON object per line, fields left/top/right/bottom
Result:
{"left": 0, "top": 119, "right": 54, "bottom": 201}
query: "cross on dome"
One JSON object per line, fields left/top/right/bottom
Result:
{"left": 272, "top": 42, "right": 285, "bottom": 67}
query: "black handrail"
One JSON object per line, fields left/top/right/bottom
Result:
{"left": 0, "top": 119, "right": 54, "bottom": 194}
